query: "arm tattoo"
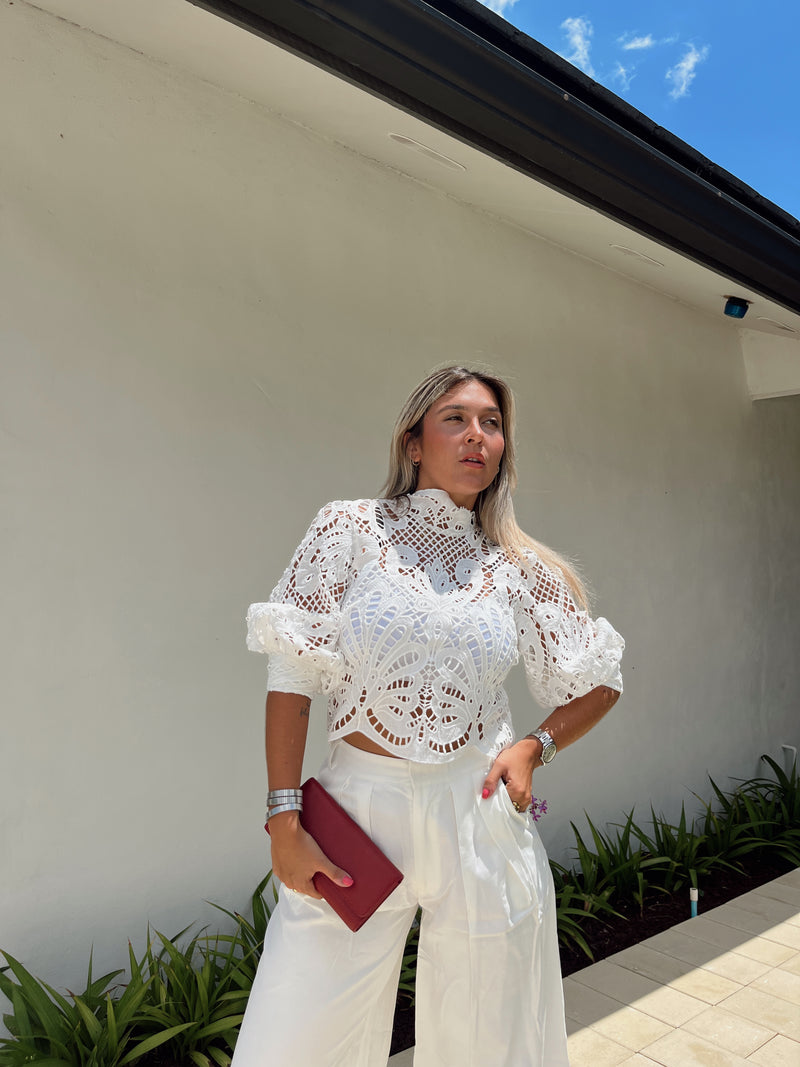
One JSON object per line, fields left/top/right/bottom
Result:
{"left": 299, "top": 700, "right": 311, "bottom": 719}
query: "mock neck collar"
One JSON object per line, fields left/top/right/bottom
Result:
{"left": 407, "top": 488, "right": 478, "bottom": 532}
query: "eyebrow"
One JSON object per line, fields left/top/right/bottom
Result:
{"left": 437, "top": 403, "right": 502, "bottom": 415}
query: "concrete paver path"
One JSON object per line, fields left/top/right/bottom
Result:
{"left": 389, "top": 867, "right": 800, "bottom": 1066}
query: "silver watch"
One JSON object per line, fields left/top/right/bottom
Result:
{"left": 529, "top": 729, "right": 557, "bottom": 765}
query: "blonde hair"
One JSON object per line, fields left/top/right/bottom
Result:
{"left": 381, "top": 366, "right": 588, "bottom": 608}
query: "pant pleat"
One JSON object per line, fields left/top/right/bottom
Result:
{"left": 231, "top": 742, "right": 569, "bottom": 1067}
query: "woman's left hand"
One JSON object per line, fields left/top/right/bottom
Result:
{"left": 481, "top": 738, "right": 540, "bottom": 812}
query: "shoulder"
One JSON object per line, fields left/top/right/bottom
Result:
{"left": 511, "top": 546, "right": 580, "bottom": 608}
{"left": 307, "top": 498, "right": 387, "bottom": 539}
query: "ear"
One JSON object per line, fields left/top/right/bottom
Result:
{"left": 403, "top": 431, "right": 419, "bottom": 463}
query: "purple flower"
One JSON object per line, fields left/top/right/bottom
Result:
{"left": 530, "top": 796, "right": 548, "bottom": 821}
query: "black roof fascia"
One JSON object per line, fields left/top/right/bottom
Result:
{"left": 188, "top": 0, "right": 800, "bottom": 316}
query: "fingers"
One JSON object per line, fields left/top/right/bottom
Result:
{"left": 481, "top": 759, "right": 505, "bottom": 799}
{"left": 273, "top": 833, "right": 354, "bottom": 899}
{"left": 320, "top": 862, "right": 354, "bottom": 889}
{"left": 289, "top": 866, "right": 353, "bottom": 899}
{"left": 508, "top": 789, "right": 533, "bottom": 812}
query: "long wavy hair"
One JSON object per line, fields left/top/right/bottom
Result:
{"left": 381, "top": 365, "right": 588, "bottom": 607}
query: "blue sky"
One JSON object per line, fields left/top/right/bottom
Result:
{"left": 480, "top": 1, "right": 799, "bottom": 221}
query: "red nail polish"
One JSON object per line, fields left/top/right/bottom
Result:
{"left": 341, "top": 875, "right": 354, "bottom": 887}
{"left": 481, "top": 788, "right": 490, "bottom": 799}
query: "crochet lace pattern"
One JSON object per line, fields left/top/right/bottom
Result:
{"left": 247, "top": 489, "right": 624, "bottom": 763}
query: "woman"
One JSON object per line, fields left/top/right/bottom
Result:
{"left": 236, "top": 366, "right": 624, "bottom": 1066}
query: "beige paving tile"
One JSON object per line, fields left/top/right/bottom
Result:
{"left": 613, "top": 944, "right": 697, "bottom": 983}
{"left": 643, "top": 926, "right": 723, "bottom": 961}
{"left": 754, "top": 880, "right": 800, "bottom": 910}
{"left": 669, "top": 916, "right": 762, "bottom": 956}
{"left": 667, "top": 968, "right": 742, "bottom": 1005}
{"left": 592, "top": 1010, "right": 674, "bottom": 1054}
{"left": 566, "top": 1014, "right": 584, "bottom": 1036}
{"left": 565, "top": 978, "right": 630, "bottom": 1025}
{"left": 611, "top": 943, "right": 742, "bottom": 1004}
{"left": 696, "top": 951, "right": 772, "bottom": 986}
{"left": 746, "top": 1033, "right": 800, "bottom": 1067}
{"left": 779, "top": 951, "right": 800, "bottom": 977}
{"left": 567, "top": 1026, "right": 632, "bottom": 1066}
{"left": 732, "top": 890, "right": 800, "bottom": 926}
{"left": 681, "top": 1006, "right": 776, "bottom": 1057}
{"left": 719, "top": 987, "right": 800, "bottom": 1041}
{"left": 752, "top": 967, "right": 800, "bottom": 1007}
{"left": 727, "top": 937, "right": 797, "bottom": 967}
{"left": 754, "top": 922, "right": 800, "bottom": 951}
{"left": 669, "top": 917, "right": 797, "bottom": 968}
{"left": 642, "top": 928, "right": 772, "bottom": 984}
{"left": 709, "top": 902, "right": 789, "bottom": 936}
{"left": 641, "top": 1027, "right": 752, "bottom": 1066}
{"left": 618, "top": 1057, "right": 662, "bottom": 1066}
{"left": 710, "top": 905, "right": 800, "bottom": 948}
{"left": 570, "top": 961, "right": 707, "bottom": 1026}
{"left": 776, "top": 869, "right": 800, "bottom": 890}
{"left": 564, "top": 977, "right": 671, "bottom": 1047}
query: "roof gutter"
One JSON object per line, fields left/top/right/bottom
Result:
{"left": 188, "top": 0, "right": 800, "bottom": 316}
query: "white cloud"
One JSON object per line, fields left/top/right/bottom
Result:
{"left": 666, "top": 44, "right": 710, "bottom": 99}
{"left": 618, "top": 32, "right": 680, "bottom": 50}
{"left": 621, "top": 34, "right": 655, "bottom": 51}
{"left": 612, "top": 62, "right": 635, "bottom": 92}
{"left": 560, "top": 16, "right": 595, "bottom": 77}
{"left": 479, "top": 0, "right": 519, "bottom": 16}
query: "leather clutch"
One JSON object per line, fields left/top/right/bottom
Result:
{"left": 268, "top": 777, "right": 403, "bottom": 932}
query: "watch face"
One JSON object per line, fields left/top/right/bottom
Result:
{"left": 540, "top": 742, "right": 556, "bottom": 764}
{"left": 535, "top": 730, "right": 556, "bottom": 763}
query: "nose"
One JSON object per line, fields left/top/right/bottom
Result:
{"left": 465, "top": 419, "right": 483, "bottom": 443}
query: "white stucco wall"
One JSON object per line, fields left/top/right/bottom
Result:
{"left": 3, "top": 3, "right": 798, "bottom": 997}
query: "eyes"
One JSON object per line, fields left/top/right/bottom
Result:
{"left": 445, "top": 413, "right": 502, "bottom": 430}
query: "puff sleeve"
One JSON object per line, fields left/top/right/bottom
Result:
{"left": 513, "top": 552, "right": 624, "bottom": 710}
{"left": 246, "top": 501, "right": 353, "bottom": 697}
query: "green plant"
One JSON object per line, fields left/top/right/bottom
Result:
{"left": 582, "top": 810, "right": 672, "bottom": 913}
{"left": 0, "top": 947, "right": 191, "bottom": 1067}
{"left": 549, "top": 753, "right": 798, "bottom": 961}
{"left": 396, "top": 913, "right": 421, "bottom": 1007}
{"left": 209, "top": 873, "right": 278, "bottom": 988}
{"left": 707, "top": 756, "right": 800, "bottom": 866}
{"left": 133, "top": 927, "right": 249, "bottom": 1067}
{"left": 550, "top": 876, "right": 618, "bottom": 960}
{"left": 626, "top": 802, "right": 723, "bottom": 893}
{"left": 132, "top": 875, "right": 281, "bottom": 1066}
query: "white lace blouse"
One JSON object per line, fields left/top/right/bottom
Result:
{"left": 246, "top": 489, "right": 624, "bottom": 763}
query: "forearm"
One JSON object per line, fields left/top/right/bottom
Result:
{"left": 265, "top": 690, "right": 312, "bottom": 789}
{"left": 526, "top": 684, "right": 619, "bottom": 761}
{"left": 263, "top": 690, "right": 352, "bottom": 894}
{"left": 483, "top": 685, "right": 620, "bottom": 806}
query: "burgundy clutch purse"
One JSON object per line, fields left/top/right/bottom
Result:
{"left": 268, "top": 777, "right": 403, "bottom": 932}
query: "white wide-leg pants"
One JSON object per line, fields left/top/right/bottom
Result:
{"left": 232, "top": 741, "right": 569, "bottom": 1067}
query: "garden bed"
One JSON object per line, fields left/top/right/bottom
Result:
{"left": 389, "top": 851, "right": 795, "bottom": 1055}
{"left": 3, "top": 757, "right": 796, "bottom": 1067}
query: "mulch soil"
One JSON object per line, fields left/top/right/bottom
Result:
{"left": 389, "top": 853, "right": 795, "bottom": 1055}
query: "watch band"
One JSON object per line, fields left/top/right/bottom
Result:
{"left": 528, "top": 728, "right": 557, "bottom": 765}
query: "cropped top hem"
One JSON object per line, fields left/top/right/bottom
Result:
{"left": 247, "top": 490, "right": 624, "bottom": 764}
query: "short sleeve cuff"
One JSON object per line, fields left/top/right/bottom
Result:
{"left": 267, "top": 652, "right": 318, "bottom": 699}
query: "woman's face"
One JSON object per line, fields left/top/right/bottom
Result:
{"left": 406, "top": 379, "right": 505, "bottom": 510}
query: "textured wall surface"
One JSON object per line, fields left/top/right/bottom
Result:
{"left": 2, "top": 2, "right": 798, "bottom": 998}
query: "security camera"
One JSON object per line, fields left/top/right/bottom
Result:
{"left": 723, "top": 296, "right": 750, "bottom": 319}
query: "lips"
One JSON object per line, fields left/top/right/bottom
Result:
{"left": 461, "top": 454, "right": 486, "bottom": 467}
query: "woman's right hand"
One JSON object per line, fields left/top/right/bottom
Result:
{"left": 268, "top": 811, "right": 353, "bottom": 899}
